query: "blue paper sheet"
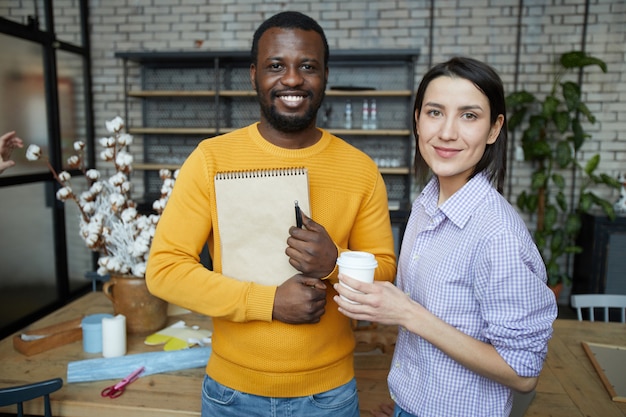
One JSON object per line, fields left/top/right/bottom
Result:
{"left": 67, "top": 347, "right": 211, "bottom": 383}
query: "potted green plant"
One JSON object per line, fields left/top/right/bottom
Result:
{"left": 506, "top": 51, "right": 620, "bottom": 295}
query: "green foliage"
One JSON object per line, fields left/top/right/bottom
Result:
{"left": 506, "top": 51, "right": 619, "bottom": 287}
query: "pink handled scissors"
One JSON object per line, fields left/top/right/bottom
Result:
{"left": 101, "top": 366, "right": 145, "bottom": 398}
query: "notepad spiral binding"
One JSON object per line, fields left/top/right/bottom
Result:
{"left": 215, "top": 167, "right": 307, "bottom": 180}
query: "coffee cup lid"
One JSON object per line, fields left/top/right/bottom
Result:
{"left": 336, "top": 251, "right": 378, "bottom": 269}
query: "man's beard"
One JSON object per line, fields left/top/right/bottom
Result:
{"left": 261, "top": 103, "right": 316, "bottom": 132}
{"left": 257, "top": 90, "right": 325, "bottom": 133}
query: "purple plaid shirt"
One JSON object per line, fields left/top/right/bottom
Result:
{"left": 389, "top": 173, "right": 557, "bottom": 417}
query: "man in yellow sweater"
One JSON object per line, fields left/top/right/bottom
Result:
{"left": 146, "top": 11, "right": 396, "bottom": 417}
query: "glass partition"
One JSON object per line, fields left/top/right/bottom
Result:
{"left": 0, "top": 182, "right": 58, "bottom": 330}
{"left": 0, "top": 3, "right": 93, "bottom": 339}
{"left": 57, "top": 49, "right": 89, "bottom": 169}
{"left": 0, "top": 33, "right": 49, "bottom": 176}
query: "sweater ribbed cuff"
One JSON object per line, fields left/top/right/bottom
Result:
{"left": 246, "top": 284, "right": 277, "bottom": 322}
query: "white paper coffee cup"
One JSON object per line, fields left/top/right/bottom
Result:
{"left": 336, "top": 251, "right": 378, "bottom": 304}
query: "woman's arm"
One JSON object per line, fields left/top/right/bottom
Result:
{"left": 333, "top": 275, "right": 538, "bottom": 393}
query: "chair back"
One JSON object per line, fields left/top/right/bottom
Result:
{"left": 509, "top": 390, "right": 536, "bottom": 417}
{"left": 570, "top": 294, "right": 626, "bottom": 323}
{"left": 0, "top": 378, "right": 63, "bottom": 417}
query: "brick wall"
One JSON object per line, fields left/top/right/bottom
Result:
{"left": 85, "top": 0, "right": 626, "bottom": 303}
{"left": 2, "top": 0, "right": 624, "bottom": 295}
{"left": 86, "top": 0, "right": 625, "bottom": 202}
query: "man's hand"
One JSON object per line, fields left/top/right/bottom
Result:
{"left": 272, "top": 275, "right": 327, "bottom": 324}
{"left": 286, "top": 212, "right": 337, "bottom": 278}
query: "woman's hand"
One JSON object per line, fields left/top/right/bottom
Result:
{"left": 333, "top": 274, "right": 417, "bottom": 328}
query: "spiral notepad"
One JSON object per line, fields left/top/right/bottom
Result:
{"left": 214, "top": 167, "right": 310, "bottom": 286}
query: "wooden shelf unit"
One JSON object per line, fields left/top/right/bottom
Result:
{"left": 128, "top": 127, "right": 411, "bottom": 136}
{"left": 127, "top": 89, "right": 412, "bottom": 98}
{"left": 133, "top": 162, "right": 409, "bottom": 176}
{"left": 115, "top": 49, "right": 419, "bottom": 213}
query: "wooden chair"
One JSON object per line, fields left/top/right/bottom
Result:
{"left": 570, "top": 294, "right": 626, "bottom": 323}
{"left": 0, "top": 378, "right": 63, "bottom": 417}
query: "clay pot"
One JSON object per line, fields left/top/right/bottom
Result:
{"left": 550, "top": 282, "right": 564, "bottom": 302}
{"left": 102, "top": 275, "right": 168, "bottom": 335}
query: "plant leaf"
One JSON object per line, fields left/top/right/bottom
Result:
{"left": 565, "top": 245, "right": 583, "bottom": 254}
{"left": 545, "top": 260, "right": 560, "bottom": 285}
{"left": 516, "top": 191, "right": 527, "bottom": 211}
{"left": 542, "top": 96, "right": 559, "bottom": 118}
{"left": 506, "top": 91, "right": 535, "bottom": 107}
{"left": 564, "top": 213, "right": 581, "bottom": 236}
{"left": 507, "top": 108, "right": 527, "bottom": 131}
{"left": 552, "top": 173, "right": 565, "bottom": 189}
{"left": 526, "top": 140, "right": 551, "bottom": 160}
{"left": 577, "top": 102, "right": 595, "bottom": 123}
{"left": 544, "top": 205, "right": 558, "bottom": 230}
{"left": 526, "top": 193, "right": 538, "bottom": 212}
{"left": 600, "top": 173, "right": 621, "bottom": 189}
{"left": 523, "top": 115, "right": 547, "bottom": 144}
{"left": 584, "top": 154, "right": 600, "bottom": 175}
{"left": 555, "top": 141, "right": 572, "bottom": 168}
{"left": 579, "top": 192, "right": 593, "bottom": 212}
{"left": 571, "top": 118, "right": 587, "bottom": 151}
{"left": 597, "top": 198, "right": 616, "bottom": 220}
{"left": 550, "top": 228, "right": 564, "bottom": 253}
{"left": 531, "top": 171, "right": 548, "bottom": 190}
{"left": 556, "top": 190, "right": 567, "bottom": 211}
{"left": 534, "top": 230, "right": 546, "bottom": 251}
{"left": 553, "top": 111, "right": 570, "bottom": 133}
{"left": 562, "top": 81, "right": 581, "bottom": 113}
{"left": 560, "top": 51, "right": 608, "bottom": 72}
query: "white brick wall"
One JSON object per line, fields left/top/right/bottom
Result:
{"left": 3, "top": 0, "right": 625, "bottom": 295}
{"left": 87, "top": 0, "right": 626, "bottom": 304}
{"left": 85, "top": 0, "right": 625, "bottom": 202}
{"left": 6, "top": 0, "right": 626, "bottom": 191}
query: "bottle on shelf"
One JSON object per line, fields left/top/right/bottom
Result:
{"left": 344, "top": 100, "right": 352, "bottom": 129}
{"left": 361, "top": 99, "right": 369, "bottom": 130}
{"left": 369, "top": 99, "right": 377, "bottom": 130}
{"left": 322, "top": 105, "right": 332, "bottom": 128}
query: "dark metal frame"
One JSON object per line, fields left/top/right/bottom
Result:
{"left": 0, "top": 1, "right": 95, "bottom": 339}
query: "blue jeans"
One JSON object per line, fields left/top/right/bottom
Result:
{"left": 393, "top": 404, "right": 419, "bottom": 417}
{"left": 201, "top": 374, "right": 360, "bottom": 417}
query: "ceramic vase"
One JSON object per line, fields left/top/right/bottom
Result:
{"left": 102, "top": 275, "right": 168, "bottom": 335}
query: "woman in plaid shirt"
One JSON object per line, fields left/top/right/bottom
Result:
{"left": 335, "top": 57, "right": 557, "bottom": 417}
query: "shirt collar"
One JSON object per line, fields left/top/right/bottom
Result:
{"left": 418, "top": 172, "right": 493, "bottom": 229}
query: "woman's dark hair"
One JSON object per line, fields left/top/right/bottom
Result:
{"left": 251, "top": 11, "right": 329, "bottom": 68}
{"left": 412, "top": 57, "right": 508, "bottom": 193}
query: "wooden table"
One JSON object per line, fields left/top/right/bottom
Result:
{"left": 526, "top": 319, "right": 626, "bottom": 417}
{"left": 0, "top": 291, "right": 392, "bottom": 417}
{"left": 355, "top": 318, "right": 626, "bottom": 417}
{"left": 2, "top": 292, "right": 625, "bottom": 417}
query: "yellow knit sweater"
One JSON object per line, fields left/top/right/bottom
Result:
{"left": 146, "top": 123, "right": 396, "bottom": 397}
